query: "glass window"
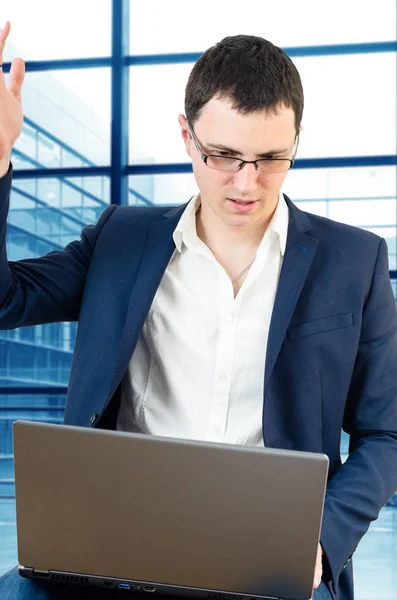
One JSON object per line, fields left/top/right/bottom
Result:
{"left": 10, "top": 69, "right": 111, "bottom": 169}
{"left": 129, "top": 53, "right": 395, "bottom": 164}
{"left": 9, "top": 176, "right": 110, "bottom": 250}
{"left": 2, "top": 0, "right": 111, "bottom": 61}
{"left": 287, "top": 166, "right": 397, "bottom": 270}
{"left": 130, "top": 0, "right": 396, "bottom": 54}
{"left": 129, "top": 63, "right": 191, "bottom": 164}
{"left": 0, "top": 394, "right": 65, "bottom": 455}
{"left": 0, "top": 393, "right": 66, "bottom": 574}
{"left": 354, "top": 509, "right": 397, "bottom": 598}
{"left": 0, "top": 496, "right": 17, "bottom": 574}
{"left": 128, "top": 173, "right": 197, "bottom": 207}
{"left": 391, "top": 280, "right": 397, "bottom": 301}
{"left": 296, "top": 53, "right": 396, "bottom": 158}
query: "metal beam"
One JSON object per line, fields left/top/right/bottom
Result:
{"left": 125, "top": 155, "right": 397, "bottom": 176}
{"left": 111, "top": 0, "right": 130, "bottom": 205}
{"left": 12, "top": 166, "right": 110, "bottom": 179}
{"left": 126, "top": 41, "right": 397, "bottom": 66}
{"left": 3, "top": 41, "right": 395, "bottom": 73}
{"left": 0, "top": 387, "right": 67, "bottom": 394}
{"left": 1, "top": 57, "right": 111, "bottom": 72}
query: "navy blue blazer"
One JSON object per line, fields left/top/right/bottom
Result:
{"left": 1, "top": 164, "right": 397, "bottom": 600}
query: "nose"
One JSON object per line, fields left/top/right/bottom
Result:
{"left": 232, "top": 162, "right": 261, "bottom": 195}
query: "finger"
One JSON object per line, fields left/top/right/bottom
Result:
{"left": 313, "top": 568, "right": 322, "bottom": 588}
{"left": 0, "top": 21, "right": 11, "bottom": 61}
{"left": 8, "top": 57, "right": 25, "bottom": 100}
{"left": 313, "top": 545, "right": 323, "bottom": 589}
{"left": 313, "top": 565, "right": 321, "bottom": 588}
{"left": 314, "top": 564, "right": 323, "bottom": 588}
{"left": 0, "top": 22, "right": 11, "bottom": 92}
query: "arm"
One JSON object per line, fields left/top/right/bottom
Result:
{"left": 0, "top": 163, "right": 117, "bottom": 327}
{"left": 0, "top": 25, "right": 119, "bottom": 327}
{"left": 320, "top": 238, "right": 397, "bottom": 594}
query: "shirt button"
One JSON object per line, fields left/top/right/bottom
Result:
{"left": 225, "top": 314, "right": 234, "bottom": 324}
{"left": 219, "top": 371, "right": 228, "bottom": 380}
{"left": 89, "top": 413, "right": 98, "bottom": 426}
{"left": 212, "top": 425, "right": 222, "bottom": 435}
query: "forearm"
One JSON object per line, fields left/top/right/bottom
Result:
{"left": 0, "top": 165, "right": 117, "bottom": 327}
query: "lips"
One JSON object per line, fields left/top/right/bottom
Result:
{"left": 227, "top": 198, "right": 258, "bottom": 212}
{"left": 229, "top": 198, "right": 257, "bottom": 205}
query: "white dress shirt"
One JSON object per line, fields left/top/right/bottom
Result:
{"left": 116, "top": 194, "right": 289, "bottom": 446}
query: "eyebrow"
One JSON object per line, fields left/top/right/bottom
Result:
{"left": 205, "top": 142, "right": 290, "bottom": 158}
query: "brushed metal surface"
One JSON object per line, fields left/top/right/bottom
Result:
{"left": 13, "top": 421, "right": 328, "bottom": 600}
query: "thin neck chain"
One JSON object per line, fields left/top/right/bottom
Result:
{"left": 232, "top": 258, "right": 255, "bottom": 284}
{"left": 196, "top": 204, "right": 255, "bottom": 285}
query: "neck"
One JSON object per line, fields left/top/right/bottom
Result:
{"left": 196, "top": 198, "right": 278, "bottom": 260}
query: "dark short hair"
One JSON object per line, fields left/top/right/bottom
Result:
{"left": 185, "top": 34, "right": 303, "bottom": 133}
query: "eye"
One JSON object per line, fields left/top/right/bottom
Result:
{"left": 215, "top": 152, "right": 237, "bottom": 158}
{"left": 262, "top": 155, "right": 284, "bottom": 161}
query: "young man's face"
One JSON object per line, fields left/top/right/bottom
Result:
{"left": 179, "top": 97, "right": 297, "bottom": 231}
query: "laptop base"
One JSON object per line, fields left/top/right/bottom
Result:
{"left": 18, "top": 566, "right": 280, "bottom": 600}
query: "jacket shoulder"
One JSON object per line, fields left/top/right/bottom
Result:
{"left": 95, "top": 203, "right": 186, "bottom": 234}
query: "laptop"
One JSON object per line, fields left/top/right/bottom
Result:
{"left": 13, "top": 420, "right": 329, "bottom": 600}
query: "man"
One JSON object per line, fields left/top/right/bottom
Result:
{"left": 0, "top": 22, "right": 396, "bottom": 600}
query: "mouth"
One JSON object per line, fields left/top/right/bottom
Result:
{"left": 227, "top": 198, "right": 258, "bottom": 212}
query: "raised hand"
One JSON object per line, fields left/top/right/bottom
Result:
{"left": 0, "top": 21, "right": 25, "bottom": 171}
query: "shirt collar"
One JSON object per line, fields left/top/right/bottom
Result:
{"left": 268, "top": 192, "right": 288, "bottom": 256}
{"left": 173, "top": 192, "right": 288, "bottom": 256}
{"left": 173, "top": 193, "right": 201, "bottom": 253}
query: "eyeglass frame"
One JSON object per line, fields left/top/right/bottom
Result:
{"left": 187, "top": 120, "right": 299, "bottom": 173}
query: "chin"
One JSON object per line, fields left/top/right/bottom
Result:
{"left": 226, "top": 215, "right": 253, "bottom": 227}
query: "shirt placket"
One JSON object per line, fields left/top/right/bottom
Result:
{"left": 207, "top": 275, "right": 241, "bottom": 443}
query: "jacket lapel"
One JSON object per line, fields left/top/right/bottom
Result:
{"left": 264, "top": 197, "right": 319, "bottom": 394}
{"left": 108, "top": 204, "right": 186, "bottom": 401}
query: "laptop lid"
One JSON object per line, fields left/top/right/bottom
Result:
{"left": 13, "top": 420, "right": 329, "bottom": 600}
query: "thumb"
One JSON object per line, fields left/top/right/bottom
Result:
{"left": 8, "top": 57, "right": 25, "bottom": 101}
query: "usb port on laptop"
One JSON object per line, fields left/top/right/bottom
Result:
{"left": 119, "top": 582, "right": 131, "bottom": 589}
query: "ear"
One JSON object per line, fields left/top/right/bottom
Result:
{"left": 178, "top": 114, "right": 192, "bottom": 157}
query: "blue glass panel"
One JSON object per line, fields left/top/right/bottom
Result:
{"left": 0, "top": 396, "right": 65, "bottom": 456}
{"left": 11, "top": 69, "right": 111, "bottom": 169}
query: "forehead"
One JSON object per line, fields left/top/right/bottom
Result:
{"left": 194, "top": 97, "right": 296, "bottom": 152}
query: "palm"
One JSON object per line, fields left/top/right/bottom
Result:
{"left": 0, "top": 22, "right": 25, "bottom": 161}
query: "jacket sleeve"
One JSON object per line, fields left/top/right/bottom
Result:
{"left": 0, "top": 162, "right": 117, "bottom": 327}
{"left": 320, "top": 237, "right": 397, "bottom": 596}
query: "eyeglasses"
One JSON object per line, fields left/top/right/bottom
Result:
{"left": 187, "top": 121, "right": 298, "bottom": 174}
